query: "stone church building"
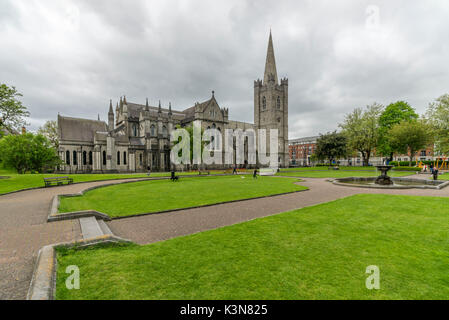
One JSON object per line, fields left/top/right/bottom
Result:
{"left": 57, "top": 32, "right": 289, "bottom": 173}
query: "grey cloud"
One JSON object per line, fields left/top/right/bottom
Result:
{"left": 1, "top": 0, "right": 448, "bottom": 139}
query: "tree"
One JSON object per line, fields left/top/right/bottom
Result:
{"left": 0, "top": 133, "right": 61, "bottom": 173}
{"left": 378, "top": 101, "right": 418, "bottom": 160}
{"left": 38, "top": 120, "right": 59, "bottom": 149}
{"left": 388, "top": 120, "right": 431, "bottom": 166}
{"left": 0, "top": 84, "right": 30, "bottom": 133}
{"left": 425, "top": 94, "right": 449, "bottom": 155}
{"left": 314, "top": 131, "right": 347, "bottom": 166}
{"left": 339, "top": 103, "right": 383, "bottom": 166}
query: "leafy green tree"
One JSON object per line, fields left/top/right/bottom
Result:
{"left": 0, "top": 133, "right": 61, "bottom": 173}
{"left": 378, "top": 101, "right": 418, "bottom": 160}
{"left": 38, "top": 120, "right": 59, "bottom": 149}
{"left": 315, "top": 131, "right": 347, "bottom": 166}
{"left": 0, "top": 84, "right": 30, "bottom": 133}
{"left": 388, "top": 120, "right": 431, "bottom": 166}
{"left": 425, "top": 94, "right": 449, "bottom": 155}
{"left": 339, "top": 103, "right": 383, "bottom": 166}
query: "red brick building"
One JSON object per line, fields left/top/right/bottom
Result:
{"left": 288, "top": 136, "right": 318, "bottom": 166}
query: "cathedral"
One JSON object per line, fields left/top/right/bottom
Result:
{"left": 57, "top": 32, "right": 289, "bottom": 173}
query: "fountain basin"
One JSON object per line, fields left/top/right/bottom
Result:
{"left": 332, "top": 177, "right": 449, "bottom": 189}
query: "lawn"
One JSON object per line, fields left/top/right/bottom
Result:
{"left": 58, "top": 176, "right": 306, "bottom": 217}
{"left": 439, "top": 173, "right": 449, "bottom": 180}
{"left": 55, "top": 194, "right": 449, "bottom": 300}
{"left": 0, "top": 168, "right": 242, "bottom": 195}
{"left": 276, "top": 169, "right": 413, "bottom": 178}
{"left": 280, "top": 166, "right": 377, "bottom": 172}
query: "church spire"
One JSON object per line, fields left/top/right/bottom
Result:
{"left": 108, "top": 99, "right": 113, "bottom": 114}
{"left": 263, "top": 30, "right": 278, "bottom": 85}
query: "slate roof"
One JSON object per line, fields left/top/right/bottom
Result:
{"left": 127, "top": 103, "right": 186, "bottom": 121}
{"left": 183, "top": 96, "right": 216, "bottom": 119}
{"left": 58, "top": 115, "right": 107, "bottom": 142}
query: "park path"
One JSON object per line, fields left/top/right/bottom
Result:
{"left": 109, "top": 174, "right": 449, "bottom": 244}
{"left": 0, "top": 177, "right": 152, "bottom": 300}
{"left": 1, "top": 173, "right": 448, "bottom": 300}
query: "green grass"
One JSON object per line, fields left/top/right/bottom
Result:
{"left": 55, "top": 194, "right": 449, "bottom": 300}
{"left": 280, "top": 166, "right": 377, "bottom": 172}
{"left": 439, "top": 173, "right": 449, "bottom": 180}
{"left": 0, "top": 168, "right": 239, "bottom": 195}
{"left": 276, "top": 169, "right": 413, "bottom": 178}
{"left": 58, "top": 176, "right": 306, "bottom": 217}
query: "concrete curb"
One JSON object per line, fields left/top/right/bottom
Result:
{"left": 27, "top": 235, "right": 133, "bottom": 300}
{"left": 49, "top": 177, "right": 308, "bottom": 222}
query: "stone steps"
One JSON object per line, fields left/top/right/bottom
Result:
{"left": 79, "top": 216, "right": 112, "bottom": 240}
{"left": 97, "top": 219, "right": 113, "bottom": 235}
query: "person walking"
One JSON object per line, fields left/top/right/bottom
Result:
{"left": 233, "top": 165, "right": 237, "bottom": 175}
{"left": 253, "top": 168, "right": 258, "bottom": 179}
{"left": 147, "top": 165, "right": 151, "bottom": 176}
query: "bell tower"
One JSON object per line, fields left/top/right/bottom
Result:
{"left": 254, "top": 31, "right": 289, "bottom": 167}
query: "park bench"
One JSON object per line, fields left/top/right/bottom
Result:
{"left": 259, "top": 168, "right": 277, "bottom": 176}
{"left": 43, "top": 176, "right": 73, "bottom": 187}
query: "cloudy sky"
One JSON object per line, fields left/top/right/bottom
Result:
{"left": 1, "top": 0, "right": 449, "bottom": 138}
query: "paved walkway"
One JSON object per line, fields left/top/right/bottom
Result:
{"left": 109, "top": 175, "right": 449, "bottom": 244}
{"left": 0, "top": 178, "right": 151, "bottom": 300}
{"left": 0, "top": 173, "right": 448, "bottom": 299}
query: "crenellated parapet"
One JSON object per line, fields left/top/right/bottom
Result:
{"left": 254, "top": 79, "right": 263, "bottom": 87}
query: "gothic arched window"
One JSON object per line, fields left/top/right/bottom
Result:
{"left": 262, "top": 97, "right": 266, "bottom": 110}
{"left": 139, "top": 153, "right": 143, "bottom": 165}
{"left": 73, "top": 151, "right": 77, "bottom": 165}
{"left": 83, "top": 151, "right": 87, "bottom": 165}
{"left": 277, "top": 96, "right": 281, "bottom": 109}
{"left": 117, "top": 151, "right": 120, "bottom": 165}
{"left": 133, "top": 124, "right": 138, "bottom": 137}
{"left": 151, "top": 125, "right": 156, "bottom": 136}
{"left": 66, "top": 151, "right": 70, "bottom": 165}
{"left": 162, "top": 125, "right": 168, "bottom": 137}
{"left": 89, "top": 151, "right": 93, "bottom": 165}
{"left": 124, "top": 151, "right": 127, "bottom": 165}
{"left": 103, "top": 151, "right": 106, "bottom": 166}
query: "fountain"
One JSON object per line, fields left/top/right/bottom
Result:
{"left": 374, "top": 165, "right": 394, "bottom": 185}
{"left": 331, "top": 165, "right": 449, "bottom": 190}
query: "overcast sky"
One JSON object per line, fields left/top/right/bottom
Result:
{"left": 1, "top": 0, "right": 449, "bottom": 138}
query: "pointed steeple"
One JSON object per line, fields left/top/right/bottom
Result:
{"left": 158, "top": 100, "right": 162, "bottom": 114}
{"left": 263, "top": 30, "right": 278, "bottom": 85}
{"left": 146, "top": 98, "right": 149, "bottom": 108}
{"left": 108, "top": 99, "right": 115, "bottom": 131}
{"left": 168, "top": 102, "right": 172, "bottom": 116}
{"left": 123, "top": 95, "right": 127, "bottom": 105}
{"left": 108, "top": 99, "right": 113, "bottom": 114}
